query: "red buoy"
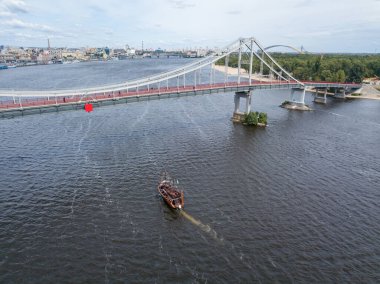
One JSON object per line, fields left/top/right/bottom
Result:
{"left": 84, "top": 103, "right": 93, "bottom": 112}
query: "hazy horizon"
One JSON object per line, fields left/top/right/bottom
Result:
{"left": 1, "top": 0, "right": 380, "bottom": 53}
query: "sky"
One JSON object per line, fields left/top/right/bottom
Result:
{"left": 0, "top": 0, "right": 380, "bottom": 52}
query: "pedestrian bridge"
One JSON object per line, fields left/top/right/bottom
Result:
{"left": 0, "top": 37, "right": 361, "bottom": 118}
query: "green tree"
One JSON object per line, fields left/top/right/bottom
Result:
{"left": 244, "top": 112, "right": 258, "bottom": 126}
{"left": 348, "top": 64, "right": 366, "bottom": 83}
{"left": 216, "top": 52, "right": 380, "bottom": 83}
{"left": 336, "top": 70, "right": 346, "bottom": 82}
{"left": 321, "top": 70, "right": 333, "bottom": 81}
{"left": 258, "top": 112, "right": 268, "bottom": 125}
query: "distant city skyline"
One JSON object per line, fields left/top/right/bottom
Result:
{"left": 0, "top": 0, "right": 380, "bottom": 52}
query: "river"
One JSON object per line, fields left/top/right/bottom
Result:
{"left": 0, "top": 59, "right": 379, "bottom": 283}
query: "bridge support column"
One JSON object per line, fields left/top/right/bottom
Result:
{"left": 283, "top": 88, "right": 311, "bottom": 110}
{"left": 334, "top": 88, "right": 346, "bottom": 99}
{"left": 300, "top": 88, "right": 306, "bottom": 105}
{"left": 314, "top": 88, "right": 327, "bottom": 104}
{"left": 233, "top": 90, "right": 252, "bottom": 122}
{"left": 234, "top": 93, "right": 240, "bottom": 113}
{"left": 290, "top": 88, "right": 306, "bottom": 105}
{"left": 245, "top": 92, "right": 252, "bottom": 114}
{"left": 290, "top": 88, "right": 296, "bottom": 102}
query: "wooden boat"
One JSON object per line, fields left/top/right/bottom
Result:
{"left": 157, "top": 172, "right": 184, "bottom": 210}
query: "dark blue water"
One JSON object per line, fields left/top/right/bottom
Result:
{"left": 0, "top": 60, "right": 379, "bottom": 283}
{"left": 0, "top": 58, "right": 197, "bottom": 91}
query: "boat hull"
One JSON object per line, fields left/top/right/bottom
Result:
{"left": 157, "top": 182, "right": 184, "bottom": 210}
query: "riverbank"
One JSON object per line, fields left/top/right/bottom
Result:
{"left": 346, "top": 85, "right": 380, "bottom": 100}
{"left": 214, "top": 64, "right": 380, "bottom": 100}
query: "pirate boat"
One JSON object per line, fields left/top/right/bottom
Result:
{"left": 158, "top": 172, "right": 184, "bottom": 210}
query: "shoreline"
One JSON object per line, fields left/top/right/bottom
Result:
{"left": 213, "top": 64, "right": 274, "bottom": 82}
{"left": 213, "top": 64, "right": 380, "bottom": 101}
{"left": 347, "top": 85, "right": 380, "bottom": 100}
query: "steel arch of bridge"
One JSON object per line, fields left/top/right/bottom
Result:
{"left": 264, "top": 45, "right": 305, "bottom": 54}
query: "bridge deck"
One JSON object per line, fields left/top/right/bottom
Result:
{"left": 0, "top": 81, "right": 361, "bottom": 118}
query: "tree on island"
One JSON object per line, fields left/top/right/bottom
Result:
{"left": 243, "top": 111, "right": 267, "bottom": 126}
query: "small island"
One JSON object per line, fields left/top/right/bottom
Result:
{"left": 234, "top": 111, "right": 267, "bottom": 127}
{"left": 280, "top": 101, "right": 312, "bottom": 111}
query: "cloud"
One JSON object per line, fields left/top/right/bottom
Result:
{"left": 0, "top": 10, "right": 12, "bottom": 17}
{"left": 227, "top": 10, "right": 241, "bottom": 15}
{"left": 88, "top": 4, "right": 106, "bottom": 14}
{"left": 168, "top": 0, "right": 195, "bottom": 9}
{"left": 284, "top": 30, "right": 333, "bottom": 39}
{"left": 0, "top": 0, "right": 379, "bottom": 52}
{"left": 101, "top": 27, "right": 114, "bottom": 35}
{"left": 4, "top": 18, "right": 55, "bottom": 32}
{"left": 14, "top": 32, "right": 41, "bottom": 39}
{"left": 294, "top": 0, "right": 314, "bottom": 7}
{"left": 0, "top": 0, "right": 28, "bottom": 15}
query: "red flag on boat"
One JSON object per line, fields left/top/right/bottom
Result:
{"left": 84, "top": 103, "right": 93, "bottom": 112}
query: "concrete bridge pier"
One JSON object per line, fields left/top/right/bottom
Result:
{"left": 233, "top": 90, "right": 252, "bottom": 122}
{"left": 334, "top": 88, "right": 346, "bottom": 99}
{"left": 281, "top": 88, "right": 311, "bottom": 110}
{"left": 290, "top": 88, "right": 305, "bottom": 104}
{"left": 290, "top": 88, "right": 306, "bottom": 105}
{"left": 314, "top": 88, "right": 327, "bottom": 104}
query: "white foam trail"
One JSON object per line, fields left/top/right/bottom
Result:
{"left": 181, "top": 210, "right": 222, "bottom": 243}
{"left": 181, "top": 210, "right": 255, "bottom": 271}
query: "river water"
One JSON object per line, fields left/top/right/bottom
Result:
{"left": 0, "top": 59, "right": 379, "bottom": 283}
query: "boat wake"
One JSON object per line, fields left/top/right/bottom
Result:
{"left": 181, "top": 210, "right": 254, "bottom": 269}
{"left": 180, "top": 210, "right": 222, "bottom": 243}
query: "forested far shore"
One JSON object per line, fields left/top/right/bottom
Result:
{"left": 216, "top": 53, "right": 380, "bottom": 83}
